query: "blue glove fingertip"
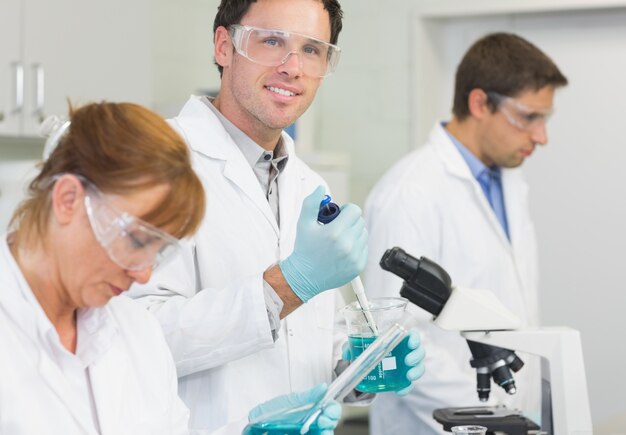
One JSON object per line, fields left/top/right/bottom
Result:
{"left": 323, "top": 402, "right": 342, "bottom": 419}
{"left": 405, "top": 346, "right": 426, "bottom": 367}
{"left": 316, "top": 401, "right": 341, "bottom": 430}
{"left": 396, "top": 384, "right": 414, "bottom": 396}
{"left": 406, "top": 363, "right": 426, "bottom": 382}
{"left": 334, "top": 203, "right": 362, "bottom": 226}
{"left": 316, "top": 415, "right": 335, "bottom": 430}
{"left": 408, "top": 329, "right": 421, "bottom": 349}
{"left": 300, "top": 185, "right": 328, "bottom": 221}
{"left": 341, "top": 342, "right": 352, "bottom": 361}
{"left": 309, "top": 185, "right": 326, "bottom": 203}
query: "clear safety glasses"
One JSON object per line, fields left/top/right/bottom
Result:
{"left": 83, "top": 183, "right": 180, "bottom": 271}
{"left": 228, "top": 24, "right": 341, "bottom": 78}
{"left": 487, "top": 91, "right": 553, "bottom": 132}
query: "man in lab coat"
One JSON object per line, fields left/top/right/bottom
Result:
{"left": 130, "top": 0, "right": 369, "bottom": 433}
{"left": 363, "top": 33, "right": 568, "bottom": 434}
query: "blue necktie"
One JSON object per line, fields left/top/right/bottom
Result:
{"left": 479, "top": 169, "right": 510, "bottom": 240}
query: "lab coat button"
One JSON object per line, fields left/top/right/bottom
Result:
{"left": 288, "top": 328, "right": 294, "bottom": 336}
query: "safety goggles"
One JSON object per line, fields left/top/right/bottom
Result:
{"left": 83, "top": 182, "right": 180, "bottom": 271}
{"left": 487, "top": 91, "right": 553, "bottom": 132}
{"left": 228, "top": 24, "right": 341, "bottom": 78}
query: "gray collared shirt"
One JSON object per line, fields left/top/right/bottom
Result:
{"left": 203, "top": 97, "right": 288, "bottom": 225}
{"left": 203, "top": 96, "right": 288, "bottom": 340}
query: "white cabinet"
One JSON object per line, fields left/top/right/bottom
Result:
{"left": 0, "top": 0, "right": 23, "bottom": 135}
{"left": 1, "top": 0, "right": 152, "bottom": 136}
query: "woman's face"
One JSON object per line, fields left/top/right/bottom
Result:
{"left": 57, "top": 179, "right": 172, "bottom": 309}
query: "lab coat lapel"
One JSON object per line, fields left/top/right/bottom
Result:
{"left": 501, "top": 169, "right": 529, "bottom": 252}
{"left": 433, "top": 124, "right": 512, "bottom": 248}
{"left": 88, "top": 337, "right": 129, "bottom": 435}
{"left": 36, "top": 354, "right": 96, "bottom": 433}
{"left": 277, "top": 133, "right": 306, "bottom": 253}
{"left": 222, "top": 157, "right": 279, "bottom": 237}
{"left": 176, "top": 96, "right": 279, "bottom": 237}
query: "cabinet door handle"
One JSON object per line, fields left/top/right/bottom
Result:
{"left": 11, "top": 62, "right": 24, "bottom": 115}
{"left": 33, "top": 63, "right": 45, "bottom": 123}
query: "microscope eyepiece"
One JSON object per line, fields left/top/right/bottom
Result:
{"left": 380, "top": 247, "right": 453, "bottom": 315}
{"left": 380, "top": 247, "right": 423, "bottom": 282}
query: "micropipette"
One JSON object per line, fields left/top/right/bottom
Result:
{"left": 350, "top": 276, "right": 379, "bottom": 335}
{"left": 317, "top": 195, "right": 379, "bottom": 336}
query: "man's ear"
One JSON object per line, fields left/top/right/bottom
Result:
{"left": 214, "top": 26, "right": 233, "bottom": 70}
{"left": 467, "top": 88, "right": 491, "bottom": 120}
{"left": 51, "top": 175, "right": 83, "bottom": 226}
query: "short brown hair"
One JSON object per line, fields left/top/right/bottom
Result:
{"left": 10, "top": 102, "right": 205, "bottom": 246}
{"left": 452, "top": 33, "right": 568, "bottom": 120}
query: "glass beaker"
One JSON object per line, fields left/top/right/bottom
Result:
{"left": 451, "top": 425, "right": 488, "bottom": 435}
{"left": 342, "top": 297, "right": 411, "bottom": 393}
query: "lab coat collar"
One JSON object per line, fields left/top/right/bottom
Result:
{"left": 76, "top": 306, "right": 119, "bottom": 368}
{"left": 431, "top": 122, "right": 477, "bottom": 182}
{"left": 0, "top": 235, "right": 44, "bottom": 346}
{"left": 0, "top": 235, "right": 119, "bottom": 365}
{"left": 175, "top": 95, "right": 234, "bottom": 161}
{"left": 431, "top": 122, "right": 526, "bottom": 248}
{"left": 175, "top": 95, "right": 303, "bottom": 237}
{"left": 276, "top": 141, "right": 306, "bottom": 244}
{"left": 175, "top": 95, "right": 297, "bottom": 162}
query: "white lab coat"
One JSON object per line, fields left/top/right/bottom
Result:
{"left": 363, "top": 123, "right": 541, "bottom": 435}
{"left": 130, "top": 96, "right": 343, "bottom": 434}
{"left": 0, "top": 237, "right": 189, "bottom": 435}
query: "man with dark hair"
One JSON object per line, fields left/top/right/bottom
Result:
{"left": 363, "top": 32, "right": 567, "bottom": 434}
{"left": 130, "top": 0, "right": 425, "bottom": 433}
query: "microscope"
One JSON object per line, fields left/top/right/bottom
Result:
{"left": 380, "top": 247, "right": 592, "bottom": 435}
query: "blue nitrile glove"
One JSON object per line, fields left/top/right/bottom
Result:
{"left": 280, "top": 186, "right": 368, "bottom": 303}
{"left": 396, "top": 328, "right": 426, "bottom": 396}
{"left": 248, "top": 383, "right": 342, "bottom": 435}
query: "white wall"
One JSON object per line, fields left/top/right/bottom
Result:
{"left": 516, "top": 11, "right": 626, "bottom": 431}
{"left": 150, "top": 0, "right": 222, "bottom": 117}
{"left": 314, "top": 0, "right": 418, "bottom": 205}
{"left": 315, "top": 2, "right": 626, "bottom": 432}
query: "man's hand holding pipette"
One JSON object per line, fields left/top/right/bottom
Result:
{"left": 280, "top": 186, "right": 368, "bottom": 303}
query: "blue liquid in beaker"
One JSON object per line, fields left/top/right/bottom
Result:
{"left": 348, "top": 335, "right": 412, "bottom": 393}
{"left": 243, "top": 422, "right": 322, "bottom": 435}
